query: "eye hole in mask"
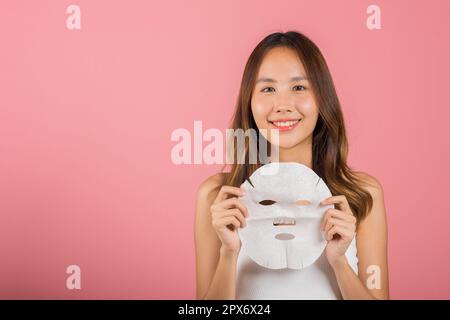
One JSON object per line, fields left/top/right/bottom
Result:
{"left": 295, "top": 199, "right": 311, "bottom": 206}
{"left": 259, "top": 200, "right": 276, "bottom": 205}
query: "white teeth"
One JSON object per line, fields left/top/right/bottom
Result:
{"left": 272, "top": 120, "right": 300, "bottom": 127}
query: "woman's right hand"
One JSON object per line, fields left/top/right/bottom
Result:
{"left": 210, "top": 185, "right": 248, "bottom": 255}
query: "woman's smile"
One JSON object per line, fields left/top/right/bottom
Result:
{"left": 269, "top": 118, "right": 302, "bottom": 131}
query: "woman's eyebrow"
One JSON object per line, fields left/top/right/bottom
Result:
{"left": 255, "top": 76, "right": 308, "bottom": 84}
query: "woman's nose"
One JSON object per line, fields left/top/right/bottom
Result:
{"left": 273, "top": 91, "right": 296, "bottom": 111}
{"left": 273, "top": 101, "right": 295, "bottom": 114}
{"left": 275, "top": 107, "right": 294, "bottom": 114}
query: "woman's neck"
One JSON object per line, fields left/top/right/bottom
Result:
{"left": 274, "top": 136, "right": 313, "bottom": 169}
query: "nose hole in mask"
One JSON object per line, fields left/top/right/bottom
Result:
{"left": 275, "top": 233, "right": 295, "bottom": 241}
{"left": 259, "top": 200, "right": 276, "bottom": 205}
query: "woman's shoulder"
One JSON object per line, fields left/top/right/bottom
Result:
{"left": 352, "top": 171, "right": 387, "bottom": 236}
{"left": 353, "top": 170, "right": 384, "bottom": 200}
{"left": 196, "top": 172, "right": 228, "bottom": 203}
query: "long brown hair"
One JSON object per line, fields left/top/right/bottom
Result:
{"left": 220, "top": 31, "right": 373, "bottom": 223}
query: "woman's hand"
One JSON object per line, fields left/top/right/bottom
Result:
{"left": 210, "top": 185, "right": 248, "bottom": 255}
{"left": 320, "top": 195, "right": 357, "bottom": 268}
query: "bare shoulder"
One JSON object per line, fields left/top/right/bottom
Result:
{"left": 196, "top": 172, "right": 227, "bottom": 205}
{"left": 354, "top": 171, "right": 384, "bottom": 200}
{"left": 353, "top": 171, "right": 387, "bottom": 227}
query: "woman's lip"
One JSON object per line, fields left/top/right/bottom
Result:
{"left": 269, "top": 119, "right": 301, "bottom": 131}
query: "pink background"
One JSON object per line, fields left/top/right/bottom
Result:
{"left": 1, "top": 0, "right": 449, "bottom": 299}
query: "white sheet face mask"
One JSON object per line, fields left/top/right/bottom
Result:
{"left": 237, "top": 162, "right": 334, "bottom": 270}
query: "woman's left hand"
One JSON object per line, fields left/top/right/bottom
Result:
{"left": 320, "top": 195, "right": 357, "bottom": 268}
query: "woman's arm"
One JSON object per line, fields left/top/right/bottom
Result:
{"left": 330, "top": 173, "right": 390, "bottom": 300}
{"left": 194, "top": 174, "right": 239, "bottom": 300}
{"left": 201, "top": 248, "right": 239, "bottom": 300}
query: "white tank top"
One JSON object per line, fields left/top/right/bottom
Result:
{"left": 235, "top": 235, "right": 359, "bottom": 299}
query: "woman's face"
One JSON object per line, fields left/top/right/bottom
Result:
{"left": 251, "top": 46, "right": 319, "bottom": 149}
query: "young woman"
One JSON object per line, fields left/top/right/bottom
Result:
{"left": 194, "top": 31, "right": 389, "bottom": 300}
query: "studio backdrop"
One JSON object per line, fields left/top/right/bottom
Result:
{"left": 0, "top": 0, "right": 449, "bottom": 299}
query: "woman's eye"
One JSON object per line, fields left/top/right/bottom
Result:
{"left": 293, "top": 85, "right": 306, "bottom": 91}
{"left": 261, "top": 87, "right": 275, "bottom": 93}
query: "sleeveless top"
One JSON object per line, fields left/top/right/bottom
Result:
{"left": 235, "top": 235, "right": 359, "bottom": 300}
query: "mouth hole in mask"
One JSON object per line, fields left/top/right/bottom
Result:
{"left": 273, "top": 217, "right": 296, "bottom": 226}
{"left": 259, "top": 199, "right": 276, "bottom": 205}
{"left": 275, "top": 233, "right": 295, "bottom": 241}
